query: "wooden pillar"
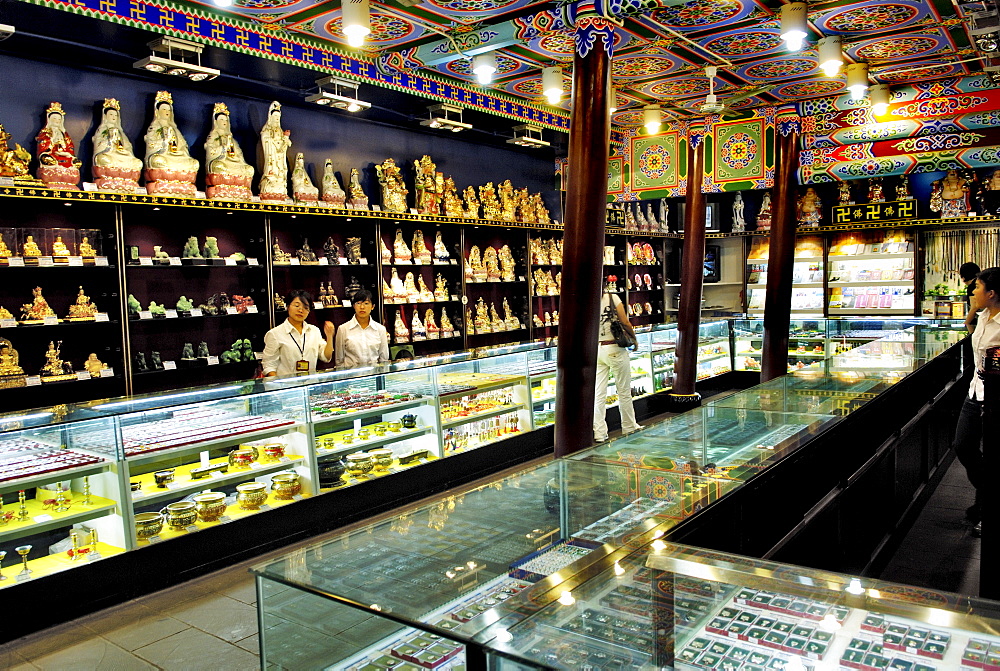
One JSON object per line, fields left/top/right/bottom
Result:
{"left": 761, "top": 122, "right": 800, "bottom": 382}
{"left": 668, "top": 131, "right": 706, "bottom": 409}
{"left": 553, "top": 19, "right": 614, "bottom": 458}
{"left": 983, "top": 369, "right": 999, "bottom": 599}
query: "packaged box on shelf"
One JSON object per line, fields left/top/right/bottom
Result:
{"left": 507, "top": 538, "right": 599, "bottom": 583}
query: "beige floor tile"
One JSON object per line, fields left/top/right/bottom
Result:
{"left": 96, "top": 613, "right": 190, "bottom": 652}
{"left": 219, "top": 578, "right": 257, "bottom": 606}
{"left": 134, "top": 628, "right": 259, "bottom": 670}
{"left": 31, "top": 637, "right": 156, "bottom": 671}
{"left": 0, "top": 647, "right": 36, "bottom": 670}
{"left": 166, "top": 594, "right": 259, "bottom": 642}
{"left": 234, "top": 633, "right": 260, "bottom": 654}
{"left": 1, "top": 621, "right": 94, "bottom": 662}
{"left": 9, "top": 662, "right": 40, "bottom": 671}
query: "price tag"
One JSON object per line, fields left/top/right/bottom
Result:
{"left": 164, "top": 309, "right": 178, "bottom": 319}
{"left": 413, "top": 259, "right": 422, "bottom": 265}
{"left": 254, "top": 351, "right": 263, "bottom": 360}
{"left": 139, "top": 257, "right": 153, "bottom": 266}
{"left": 163, "top": 361, "right": 177, "bottom": 371}
{"left": 450, "top": 295, "right": 458, "bottom": 302}
{"left": 207, "top": 356, "right": 220, "bottom": 366}
{"left": 360, "top": 258, "right": 369, "bottom": 265}
{"left": 279, "top": 456, "right": 291, "bottom": 463}
{"left": 26, "top": 376, "right": 41, "bottom": 386}
{"left": 210, "top": 470, "right": 226, "bottom": 479}
{"left": 43, "top": 316, "right": 59, "bottom": 326}
{"left": 147, "top": 535, "right": 162, "bottom": 544}
{"left": 16, "top": 573, "right": 31, "bottom": 583}
{"left": 38, "top": 257, "right": 54, "bottom": 267}
{"left": 342, "top": 300, "right": 351, "bottom": 308}
{"left": 76, "top": 371, "right": 91, "bottom": 381}
{"left": 339, "top": 258, "right": 348, "bottom": 266}
{"left": 131, "top": 490, "right": 144, "bottom": 499}
{"left": 8, "top": 257, "right": 24, "bottom": 267}
{"left": 226, "top": 307, "right": 238, "bottom": 315}
{"left": 258, "top": 504, "right": 271, "bottom": 511}
{"left": 313, "top": 301, "right": 324, "bottom": 310}
{"left": 169, "top": 257, "right": 181, "bottom": 266}
{"left": 100, "top": 367, "right": 114, "bottom": 377}
{"left": 95, "top": 313, "right": 109, "bottom": 323}
{"left": 0, "top": 319, "right": 16, "bottom": 328}
{"left": 397, "top": 259, "right": 412, "bottom": 265}
{"left": 247, "top": 257, "right": 259, "bottom": 266}
{"left": 68, "top": 256, "right": 83, "bottom": 266}
{"left": 33, "top": 514, "right": 54, "bottom": 523}
{"left": 95, "top": 257, "right": 109, "bottom": 267}
{"left": 87, "top": 552, "right": 101, "bottom": 563}
{"left": 292, "top": 494, "right": 304, "bottom": 501}
{"left": 319, "top": 257, "right": 329, "bottom": 266}
{"left": 218, "top": 515, "right": 231, "bottom": 523}
{"left": 225, "top": 258, "right": 237, "bottom": 266}
{"left": 409, "top": 208, "right": 418, "bottom": 214}
{"left": 189, "top": 308, "right": 203, "bottom": 317}
{"left": 250, "top": 462, "right": 263, "bottom": 470}
{"left": 185, "top": 525, "right": 199, "bottom": 533}
{"left": 290, "top": 258, "right": 300, "bottom": 266}
{"left": 518, "top": 276, "right": 525, "bottom": 282}
{"left": 449, "top": 259, "right": 457, "bottom": 265}
{"left": 408, "top": 297, "right": 418, "bottom": 303}
{"left": 247, "top": 305, "right": 258, "bottom": 314}
{"left": 139, "top": 311, "right": 153, "bottom": 320}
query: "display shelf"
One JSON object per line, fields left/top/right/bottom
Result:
{"left": 437, "top": 376, "right": 525, "bottom": 398}
{"left": 0, "top": 495, "right": 117, "bottom": 544}
{"left": 0, "top": 258, "right": 112, "bottom": 268}
{"left": 0, "top": 542, "right": 125, "bottom": 590}
{"left": 828, "top": 308, "right": 915, "bottom": 316}
{"left": 8, "top": 318, "right": 118, "bottom": 328}
{"left": 2, "top": 462, "right": 110, "bottom": 492}
{"left": 320, "top": 454, "right": 439, "bottom": 492}
{"left": 311, "top": 397, "right": 429, "bottom": 424}
{"left": 129, "top": 455, "right": 306, "bottom": 506}
{"left": 828, "top": 252, "right": 913, "bottom": 262}
{"left": 129, "top": 311, "right": 262, "bottom": 322}
{"left": 829, "top": 280, "right": 913, "bottom": 286}
{"left": 137, "top": 493, "right": 303, "bottom": 545}
{"left": 132, "top": 361, "right": 257, "bottom": 377}
{"left": 441, "top": 403, "right": 526, "bottom": 429}
{"left": 124, "top": 422, "right": 301, "bottom": 466}
{"left": 316, "top": 426, "right": 434, "bottom": 456}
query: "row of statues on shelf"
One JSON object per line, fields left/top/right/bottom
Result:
{"left": 273, "top": 236, "right": 363, "bottom": 265}
{"left": 382, "top": 229, "right": 450, "bottom": 264}
{"left": 0, "top": 232, "right": 98, "bottom": 260}
{"left": 465, "top": 245, "right": 517, "bottom": 283}
{"left": 0, "top": 96, "right": 553, "bottom": 222}
{"left": 468, "top": 297, "right": 522, "bottom": 336}
{"left": 0, "top": 338, "right": 106, "bottom": 384}
{"left": 126, "top": 291, "right": 255, "bottom": 317}
{"left": 619, "top": 199, "right": 669, "bottom": 233}
{"left": 384, "top": 270, "right": 450, "bottom": 304}
{"left": 133, "top": 339, "right": 253, "bottom": 372}
{"left": 529, "top": 237, "right": 562, "bottom": 266}
{"left": 533, "top": 269, "right": 561, "bottom": 297}
{"left": 8, "top": 286, "right": 99, "bottom": 323}
{"left": 532, "top": 311, "right": 560, "bottom": 328}
{"left": 392, "top": 306, "right": 457, "bottom": 343}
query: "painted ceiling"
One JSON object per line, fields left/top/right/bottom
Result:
{"left": 86, "top": 0, "right": 993, "bottom": 130}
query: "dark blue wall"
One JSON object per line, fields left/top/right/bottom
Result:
{"left": 0, "top": 53, "right": 561, "bottom": 215}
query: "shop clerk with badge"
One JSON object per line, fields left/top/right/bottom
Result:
{"left": 262, "top": 290, "right": 334, "bottom": 377}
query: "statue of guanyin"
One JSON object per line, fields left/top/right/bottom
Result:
{"left": 36, "top": 102, "right": 82, "bottom": 190}
{"left": 143, "top": 91, "right": 199, "bottom": 196}
{"left": 92, "top": 98, "right": 142, "bottom": 192}
{"left": 321, "top": 159, "right": 346, "bottom": 207}
{"left": 258, "top": 101, "right": 291, "bottom": 202}
{"left": 291, "top": 152, "right": 319, "bottom": 204}
{"left": 204, "top": 102, "right": 253, "bottom": 201}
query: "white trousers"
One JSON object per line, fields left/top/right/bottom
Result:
{"left": 593, "top": 344, "right": 639, "bottom": 442}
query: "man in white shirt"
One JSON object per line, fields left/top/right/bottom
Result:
{"left": 335, "top": 289, "right": 389, "bottom": 368}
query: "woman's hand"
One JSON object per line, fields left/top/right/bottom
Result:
{"left": 323, "top": 321, "right": 335, "bottom": 340}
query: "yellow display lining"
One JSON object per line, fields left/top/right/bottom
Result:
{"left": 137, "top": 493, "right": 306, "bottom": 544}
{"left": 129, "top": 455, "right": 305, "bottom": 507}
{"left": 0, "top": 542, "right": 124, "bottom": 590}
{"left": 0, "top": 494, "right": 117, "bottom": 544}
{"left": 319, "top": 454, "right": 439, "bottom": 493}
{"left": 316, "top": 425, "right": 433, "bottom": 454}
{"left": 441, "top": 404, "right": 526, "bottom": 430}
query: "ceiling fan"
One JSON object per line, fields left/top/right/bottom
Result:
{"left": 665, "top": 65, "right": 774, "bottom": 118}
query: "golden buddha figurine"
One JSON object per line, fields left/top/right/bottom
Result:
{"left": 534, "top": 194, "right": 550, "bottom": 225}
{"left": 0, "top": 123, "right": 39, "bottom": 185}
{"left": 0, "top": 305, "right": 10, "bottom": 320}
{"left": 348, "top": 168, "right": 368, "bottom": 209}
{"left": 425, "top": 309, "right": 440, "bottom": 339}
{"left": 498, "top": 180, "right": 516, "bottom": 222}
{"left": 442, "top": 177, "right": 463, "bottom": 218}
{"left": 463, "top": 185, "right": 480, "bottom": 219}
{"left": 499, "top": 245, "right": 515, "bottom": 282}
{"left": 272, "top": 237, "right": 291, "bottom": 265}
{"left": 66, "top": 286, "right": 99, "bottom": 321}
{"left": 393, "top": 229, "right": 412, "bottom": 263}
{"left": 21, "top": 286, "right": 55, "bottom": 323}
{"left": 434, "top": 274, "right": 448, "bottom": 301}
{"left": 441, "top": 307, "right": 454, "bottom": 336}
{"left": 51, "top": 236, "right": 71, "bottom": 258}
{"left": 84, "top": 353, "right": 106, "bottom": 378}
{"left": 489, "top": 302, "right": 504, "bottom": 332}
{"left": 483, "top": 246, "right": 500, "bottom": 282}
{"left": 417, "top": 274, "right": 434, "bottom": 302}
{"left": 144, "top": 91, "right": 200, "bottom": 196}
{"left": 40, "top": 340, "right": 73, "bottom": 379}
{"left": 0, "top": 338, "right": 24, "bottom": 374}
{"left": 412, "top": 230, "right": 432, "bottom": 264}
{"left": 479, "top": 182, "right": 501, "bottom": 220}
{"left": 92, "top": 98, "right": 142, "bottom": 192}
{"left": 375, "top": 158, "right": 408, "bottom": 213}
{"left": 467, "top": 245, "right": 486, "bottom": 282}
{"left": 475, "top": 297, "right": 490, "bottom": 334}
{"left": 36, "top": 102, "right": 82, "bottom": 190}
{"left": 204, "top": 102, "right": 254, "bottom": 201}
{"left": 503, "top": 298, "right": 520, "bottom": 330}
{"left": 22, "top": 235, "right": 42, "bottom": 258}
{"left": 413, "top": 155, "right": 440, "bottom": 215}
{"left": 78, "top": 236, "right": 97, "bottom": 257}
{"left": 403, "top": 271, "right": 419, "bottom": 301}
{"left": 0, "top": 233, "right": 12, "bottom": 259}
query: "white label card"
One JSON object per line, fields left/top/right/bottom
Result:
{"left": 342, "top": 300, "right": 351, "bottom": 307}
{"left": 225, "top": 258, "right": 237, "bottom": 266}
{"left": 319, "top": 258, "right": 329, "bottom": 266}
{"left": 16, "top": 573, "right": 30, "bottom": 583}
{"left": 207, "top": 356, "right": 220, "bottom": 366}
{"left": 339, "top": 258, "right": 348, "bottom": 266}
{"left": 247, "top": 305, "right": 258, "bottom": 314}
{"left": 139, "top": 311, "right": 152, "bottom": 320}
{"left": 449, "top": 259, "right": 457, "bottom": 265}
{"left": 96, "top": 257, "right": 109, "bottom": 267}
{"left": 33, "top": 514, "right": 54, "bottom": 523}
{"left": 185, "top": 525, "right": 199, "bottom": 533}
{"left": 250, "top": 462, "right": 263, "bottom": 470}
{"left": 8, "top": 257, "right": 24, "bottom": 267}
{"left": 95, "top": 313, "right": 109, "bottom": 322}
{"left": 397, "top": 259, "right": 412, "bottom": 265}
{"left": 147, "top": 535, "right": 162, "bottom": 544}
{"left": 76, "top": 371, "right": 91, "bottom": 381}
{"left": 68, "top": 257, "right": 83, "bottom": 267}
{"left": 26, "top": 376, "right": 41, "bottom": 386}
{"left": 290, "top": 258, "right": 300, "bottom": 266}
{"left": 169, "top": 257, "right": 181, "bottom": 266}
{"left": 163, "top": 361, "right": 177, "bottom": 371}
{"left": 132, "top": 490, "right": 144, "bottom": 499}
{"left": 313, "top": 302, "right": 324, "bottom": 310}
{"left": 139, "top": 257, "right": 153, "bottom": 266}
{"left": 360, "top": 259, "right": 369, "bottom": 265}
{"left": 165, "top": 309, "right": 178, "bottom": 319}
{"left": 38, "top": 257, "right": 54, "bottom": 267}
{"left": 0, "top": 319, "right": 16, "bottom": 328}
{"left": 247, "top": 258, "right": 259, "bottom": 266}
{"left": 43, "top": 316, "right": 59, "bottom": 325}
{"left": 189, "top": 308, "right": 203, "bottom": 317}
{"left": 450, "top": 295, "right": 458, "bottom": 302}
{"left": 292, "top": 494, "right": 304, "bottom": 501}
{"left": 258, "top": 504, "right": 270, "bottom": 511}
{"left": 254, "top": 351, "right": 263, "bottom": 360}
{"left": 218, "top": 515, "right": 231, "bottom": 523}
{"left": 226, "top": 307, "right": 238, "bottom": 315}
{"left": 101, "top": 367, "right": 114, "bottom": 377}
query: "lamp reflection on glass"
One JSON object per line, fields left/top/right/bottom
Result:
{"left": 558, "top": 590, "right": 576, "bottom": 606}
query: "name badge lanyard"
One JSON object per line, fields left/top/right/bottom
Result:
{"left": 291, "top": 329, "right": 309, "bottom": 375}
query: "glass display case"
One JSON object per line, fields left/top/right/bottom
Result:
{"left": 732, "top": 320, "right": 829, "bottom": 373}
{"left": 650, "top": 324, "right": 678, "bottom": 392}
{"left": 0, "top": 412, "right": 123, "bottom": 589}
{"left": 528, "top": 348, "right": 558, "bottom": 428}
{"left": 827, "top": 231, "right": 915, "bottom": 316}
{"left": 696, "top": 321, "right": 732, "bottom": 381}
{"left": 746, "top": 236, "right": 825, "bottom": 318}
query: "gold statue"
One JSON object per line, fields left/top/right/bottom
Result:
{"left": 413, "top": 155, "right": 440, "bottom": 215}
{"left": 0, "top": 123, "right": 39, "bottom": 184}
{"left": 375, "top": 158, "right": 408, "bottom": 213}
{"left": 0, "top": 338, "right": 25, "bottom": 387}
{"left": 442, "top": 176, "right": 463, "bottom": 217}
{"left": 51, "top": 236, "right": 71, "bottom": 258}
{"left": 463, "top": 185, "right": 480, "bottom": 218}
{"left": 272, "top": 237, "right": 291, "bottom": 265}
{"left": 498, "top": 180, "right": 516, "bottom": 221}
{"left": 434, "top": 273, "right": 449, "bottom": 301}
{"left": 467, "top": 245, "right": 487, "bottom": 282}
{"left": 0, "top": 233, "right": 14, "bottom": 259}
{"left": 21, "top": 286, "right": 56, "bottom": 322}
{"left": 499, "top": 245, "right": 516, "bottom": 282}
{"left": 204, "top": 102, "right": 254, "bottom": 201}
{"left": 84, "top": 353, "right": 106, "bottom": 378}
{"left": 483, "top": 246, "right": 500, "bottom": 281}
{"left": 40, "top": 340, "right": 73, "bottom": 380}
{"left": 78, "top": 236, "right": 96, "bottom": 257}
{"left": 534, "top": 193, "right": 551, "bottom": 225}
{"left": 92, "top": 98, "right": 142, "bottom": 192}
{"left": 36, "top": 102, "right": 82, "bottom": 190}
{"left": 348, "top": 168, "right": 368, "bottom": 208}
{"left": 412, "top": 230, "right": 432, "bottom": 264}
{"left": 66, "top": 286, "right": 99, "bottom": 321}
{"left": 516, "top": 188, "right": 535, "bottom": 224}
{"left": 479, "top": 182, "right": 501, "bottom": 220}
{"left": 144, "top": 91, "right": 199, "bottom": 196}
{"left": 22, "top": 236, "right": 42, "bottom": 258}
{"left": 0, "top": 305, "right": 11, "bottom": 320}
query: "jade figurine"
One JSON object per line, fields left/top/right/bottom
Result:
{"left": 182, "top": 236, "right": 202, "bottom": 259}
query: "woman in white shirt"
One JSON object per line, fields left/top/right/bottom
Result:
{"left": 593, "top": 290, "right": 642, "bottom": 443}
{"left": 334, "top": 289, "right": 389, "bottom": 368}
{"left": 954, "top": 266, "right": 1000, "bottom": 535}
{"left": 262, "top": 290, "right": 334, "bottom": 377}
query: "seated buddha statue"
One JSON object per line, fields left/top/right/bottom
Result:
{"left": 412, "top": 230, "right": 432, "bottom": 264}
{"left": 21, "top": 286, "right": 55, "bottom": 322}
{"left": 0, "top": 338, "right": 24, "bottom": 376}
{"left": 425, "top": 309, "right": 440, "bottom": 339}
{"left": 434, "top": 274, "right": 448, "bottom": 301}
{"left": 440, "top": 307, "right": 454, "bottom": 337}
{"left": 92, "top": 98, "right": 142, "bottom": 192}
{"left": 393, "top": 229, "right": 412, "bottom": 263}
{"left": 204, "top": 102, "right": 254, "bottom": 201}
{"left": 22, "top": 235, "right": 42, "bottom": 257}
{"left": 66, "top": 286, "right": 98, "bottom": 320}
{"left": 483, "top": 247, "right": 500, "bottom": 282}
{"left": 78, "top": 236, "right": 97, "bottom": 257}
{"left": 143, "top": 91, "right": 200, "bottom": 196}
{"left": 51, "top": 236, "right": 71, "bottom": 258}
{"left": 0, "top": 233, "right": 12, "bottom": 258}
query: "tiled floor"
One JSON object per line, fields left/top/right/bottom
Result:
{"left": 0, "top": 429, "right": 983, "bottom": 669}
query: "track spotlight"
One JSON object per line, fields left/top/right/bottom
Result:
{"left": 342, "top": 0, "right": 371, "bottom": 48}
{"left": 870, "top": 84, "right": 890, "bottom": 116}
{"left": 420, "top": 103, "right": 471, "bottom": 132}
{"left": 133, "top": 37, "right": 220, "bottom": 81}
{"left": 472, "top": 52, "right": 498, "bottom": 85}
{"left": 817, "top": 36, "right": 843, "bottom": 77}
{"left": 541, "top": 66, "right": 563, "bottom": 105}
{"left": 305, "top": 76, "right": 371, "bottom": 111}
{"left": 643, "top": 105, "right": 662, "bottom": 135}
{"left": 845, "top": 62, "right": 869, "bottom": 100}
{"left": 507, "top": 124, "right": 550, "bottom": 148}
{"left": 780, "top": 2, "right": 809, "bottom": 52}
